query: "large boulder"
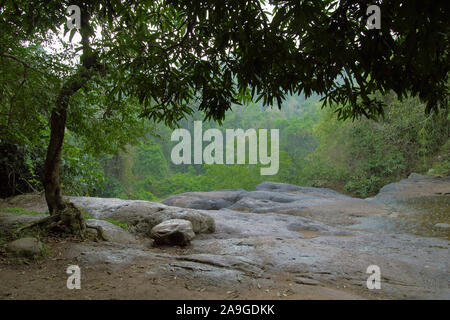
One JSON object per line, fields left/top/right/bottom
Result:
{"left": 150, "top": 219, "right": 195, "bottom": 246}
{"left": 69, "top": 197, "right": 162, "bottom": 219}
{"left": 66, "top": 198, "right": 216, "bottom": 237}
{"left": 106, "top": 205, "right": 215, "bottom": 237}
{"left": 6, "top": 237, "right": 43, "bottom": 257}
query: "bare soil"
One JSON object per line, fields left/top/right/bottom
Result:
{"left": 0, "top": 241, "right": 366, "bottom": 300}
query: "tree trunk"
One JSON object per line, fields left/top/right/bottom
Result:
{"left": 43, "top": 105, "right": 67, "bottom": 215}
{"left": 40, "top": 71, "right": 97, "bottom": 236}
{"left": 43, "top": 69, "right": 89, "bottom": 214}
{"left": 32, "top": 8, "right": 107, "bottom": 237}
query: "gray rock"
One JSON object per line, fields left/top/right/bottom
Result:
{"left": 256, "top": 182, "right": 345, "bottom": 197}
{"left": 246, "top": 190, "right": 301, "bottom": 203}
{"left": 65, "top": 198, "right": 216, "bottom": 236}
{"left": 7, "top": 237, "right": 43, "bottom": 257}
{"left": 375, "top": 173, "right": 450, "bottom": 201}
{"left": 107, "top": 205, "right": 215, "bottom": 236}
{"left": 70, "top": 197, "right": 165, "bottom": 219}
{"left": 434, "top": 223, "right": 450, "bottom": 230}
{"left": 86, "top": 219, "right": 138, "bottom": 244}
{"left": 0, "top": 212, "right": 47, "bottom": 234}
{"left": 228, "top": 197, "right": 276, "bottom": 212}
{"left": 150, "top": 219, "right": 195, "bottom": 246}
{"left": 162, "top": 189, "right": 247, "bottom": 210}
{"left": 160, "top": 183, "right": 389, "bottom": 226}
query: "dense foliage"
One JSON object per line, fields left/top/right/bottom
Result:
{"left": 97, "top": 93, "right": 449, "bottom": 200}
{"left": 0, "top": 1, "right": 448, "bottom": 203}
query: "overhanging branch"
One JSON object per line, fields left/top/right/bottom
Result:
{"left": 0, "top": 52, "right": 45, "bottom": 75}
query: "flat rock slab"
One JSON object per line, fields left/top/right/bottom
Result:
{"left": 162, "top": 183, "right": 389, "bottom": 226}
{"left": 374, "top": 173, "right": 450, "bottom": 202}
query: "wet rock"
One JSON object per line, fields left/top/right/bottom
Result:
{"left": 7, "top": 237, "right": 42, "bottom": 257}
{"left": 150, "top": 219, "right": 195, "bottom": 246}
{"left": 86, "top": 219, "right": 138, "bottom": 244}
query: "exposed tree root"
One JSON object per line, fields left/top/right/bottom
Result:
{"left": 16, "top": 202, "right": 106, "bottom": 241}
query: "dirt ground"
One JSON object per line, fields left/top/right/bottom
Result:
{"left": 0, "top": 240, "right": 370, "bottom": 300}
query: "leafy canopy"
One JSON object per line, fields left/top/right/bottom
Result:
{"left": 0, "top": 0, "right": 448, "bottom": 126}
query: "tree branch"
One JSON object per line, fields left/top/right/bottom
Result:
{"left": 0, "top": 52, "right": 45, "bottom": 75}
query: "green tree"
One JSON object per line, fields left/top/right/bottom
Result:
{"left": 1, "top": 0, "right": 448, "bottom": 235}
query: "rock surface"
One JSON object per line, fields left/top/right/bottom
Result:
{"left": 435, "top": 223, "right": 450, "bottom": 230}
{"left": 86, "top": 219, "right": 138, "bottom": 244}
{"left": 0, "top": 212, "right": 47, "bottom": 232}
{"left": 162, "top": 189, "right": 246, "bottom": 210}
{"left": 374, "top": 173, "right": 450, "bottom": 202}
{"left": 1, "top": 175, "right": 449, "bottom": 299}
{"left": 162, "top": 182, "right": 389, "bottom": 225}
{"left": 150, "top": 219, "right": 195, "bottom": 246}
{"left": 70, "top": 197, "right": 215, "bottom": 236}
{"left": 6, "top": 237, "right": 42, "bottom": 257}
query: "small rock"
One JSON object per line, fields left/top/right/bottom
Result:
{"left": 7, "top": 237, "right": 43, "bottom": 257}
{"left": 434, "top": 223, "right": 450, "bottom": 230}
{"left": 150, "top": 219, "right": 195, "bottom": 246}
